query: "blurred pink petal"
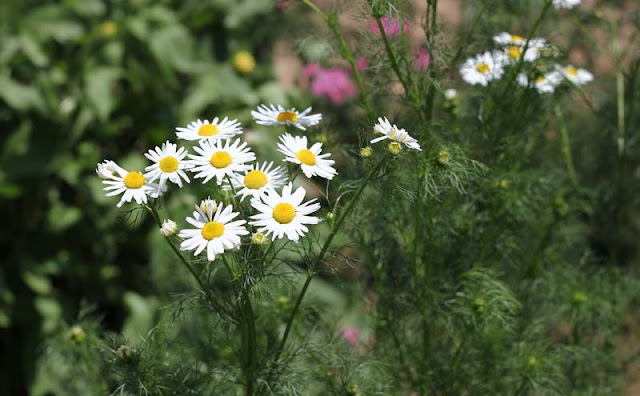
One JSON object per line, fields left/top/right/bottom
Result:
{"left": 304, "top": 64, "right": 357, "bottom": 106}
{"left": 414, "top": 48, "right": 430, "bottom": 72}
{"left": 342, "top": 327, "right": 359, "bottom": 347}
{"left": 370, "top": 16, "right": 409, "bottom": 37}
{"left": 302, "top": 62, "right": 320, "bottom": 79}
{"left": 356, "top": 57, "right": 369, "bottom": 70}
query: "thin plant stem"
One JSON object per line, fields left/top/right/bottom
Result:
{"left": 273, "top": 157, "right": 386, "bottom": 363}
{"left": 554, "top": 104, "right": 580, "bottom": 188}
{"left": 146, "top": 203, "right": 235, "bottom": 321}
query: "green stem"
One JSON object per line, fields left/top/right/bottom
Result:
{"left": 554, "top": 104, "right": 580, "bottom": 188}
{"left": 273, "top": 158, "right": 385, "bottom": 362}
{"left": 146, "top": 204, "right": 235, "bottom": 321}
{"left": 301, "top": 0, "right": 377, "bottom": 123}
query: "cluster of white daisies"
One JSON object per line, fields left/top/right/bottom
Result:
{"left": 460, "top": 32, "right": 593, "bottom": 93}
{"left": 96, "top": 104, "right": 421, "bottom": 261}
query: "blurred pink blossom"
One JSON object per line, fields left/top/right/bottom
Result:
{"left": 341, "top": 327, "right": 359, "bottom": 347}
{"left": 370, "top": 16, "right": 409, "bottom": 37}
{"left": 302, "top": 63, "right": 357, "bottom": 105}
{"left": 414, "top": 48, "right": 431, "bottom": 72}
{"left": 356, "top": 57, "right": 369, "bottom": 70}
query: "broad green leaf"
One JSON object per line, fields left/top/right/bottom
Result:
{"left": 0, "top": 74, "right": 46, "bottom": 112}
{"left": 84, "top": 66, "right": 121, "bottom": 121}
{"left": 47, "top": 202, "right": 82, "bottom": 232}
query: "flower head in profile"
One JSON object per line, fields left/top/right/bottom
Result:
{"left": 370, "top": 16, "right": 409, "bottom": 37}
{"left": 187, "top": 138, "right": 256, "bottom": 185}
{"left": 553, "top": 0, "right": 581, "bottom": 9}
{"left": 556, "top": 64, "right": 593, "bottom": 86}
{"left": 250, "top": 183, "right": 321, "bottom": 242}
{"left": 493, "top": 32, "right": 527, "bottom": 46}
{"left": 144, "top": 141, "right": 191, "bottom": 189}
{"left": 277, "top": 133, "right": 337, "bottom": 180}
{"left": 517, "top": 71, "right": 562, "bottom": 93}
{"left": 251, "top": 104, "right": 322, "bottom": 130}
{"left": 176, "top": 118, "right": 242, "bottom": 142}
{"left": 160, "top": 219, "right": 178, "bottom": 237}
{"left": 371, "top": 117, "right": 422, "bottom": 151}
{"left": 460, "top": 51, "right": 506, "bottom": 86}
{"left": 179, "top": 202, "right": 248, "bottom": 261}
{"left": 98, "top": 161, "right": 163, "bottom": 207}
{"left": 225, "top": 161, "right": 287, "bottom": 202}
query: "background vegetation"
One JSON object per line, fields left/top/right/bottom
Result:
{"left": 0, "top": 0, "right": 639, "bottom": 394}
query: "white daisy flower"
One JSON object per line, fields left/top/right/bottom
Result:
{"left": 96, "top": 160, "right": 116, "bottom": 179}
{"left": 277, "top": 133, "right": 337, "bottom": 180}
{"left": 493, "top": 32, "right": 527, "bottom": 46}
{"left": 371, "top": 117, "right": 422, "bottom": 151}
{"left": 249, "top": 183, "right": 321, "bottom": 242}
{"left": 553, "top": 0, "right": 580, "bottom": 9}
{"left": 187, "top": 138, "right": 256, "bottom": 185}
{"left": 224, "top": 161, "right": 287, "bottom": 202}
{"left": 557, "top": 64, "right": 593, "bottom": 86}
{"left": 160, "top": 219, "right": 178, "bottom": 237}
{"left": 99, "top": 161, "right": 164, "bottom": 207}
{"left": 517, "top": 72, "right": 563, "bottom": 93}
{"left": 144, "top": 141, "right": 191, "bottom": 189}
{"left": 251, "top": 104, "right": 322, "bottom": 130}
{"left": 179, "top": 203, "right": 249, "bottom": 261}
{"left": 460, "top": 51, "right": 506, "bottom": 86}
{"left": 175, "top": 117, "right": 242, "bottom": 142}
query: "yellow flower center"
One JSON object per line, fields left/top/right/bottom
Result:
{"left": 565, "top": 67, "right": 578, "bottom": 76}
{"left": 535, "top": 76, "right": 546, "bottom": 84}
{"left": 198, "top": 124, "right": 219, "bottom": 136}
{"left": 507, "top": 46, "right": 522, "bottom": 59}
{"left": 296, "top": 149, "right": 316, "bottom": 165}
{"left": 159, "top": 156, "right": 179, "bottom": 172}
{"left": 511, "top": 35, "right": 524, "bottom": 43}
{"left": 210, "top": 151, "right": 232, "bottom": 168}
{"left": 243, "top": 170, "right": 268, "bottom": 190}
{"left": 272, "top": 203, "right": 296, "bottom": 224}
{"left": 201, "top": 221, "right": 225, "bottom": 240}
{"left": 475, "top": 63, "right": 490, "bottom": 74}
{"left": 123, "top": 172, "right": 145, "bottom": 189}
{"left": 276, "top": 111, "right": 298, "bottom": 123}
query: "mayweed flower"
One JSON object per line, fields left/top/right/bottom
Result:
{"left": 249, "top": 183, "right": 321, "bottom": 242}
{"left": 225, "top": 161, "right": 287, "bottom": 201}
{"left": 144, "top": 141, "right": 191, "bottom": 189}
{"left": 414, "top": 48, "right": 431, "bottom": 72}
{"left": 176, "top": 118, "right": 242, "bottom": 142}
{"left": 277, "top": 133, "right": 337, "bottom": 180}
{"left": 553, "top": 0, "right": 581, "bottom": 9}
{"left": 251, "top": 232, "right": 268, "bottom": 245}
{"left": 556, "top": 64, "right": 593, "bottom": 86}
{"left": 251, "top": 104, "right": 322, "bottom": 130}
{"left": 160, "top": 219, "right": 178, "bottom": 237}
{"left": 517, "top": 72, "right": 563, "bottom": 93}
{"left": 493, "top": 32, "right": 527, "bottom": 46}
{"left": 187, "top": 138, "right": 256, "bottom": 185}
{"left": 99, "top": 161, "right": 163, "bottom": 207}
{"left": 370, "top": 16, "right": 409, "bottom": 37}
{"left": 233, "top": 50, "right": 255, "bottom": 74}
{"left": 371, "top": 117, "right": 422, "bottom": 151}
{"left": 493, "top": 33, "right": 547, "bottom": 62}
{"left": 179, "top": 202, "right": 248, "bottom": 261}
{"left": 459, "top": 51, "right": 506, "bottom": 86}
{"left": 302, "top": 63, "right": 357, "bottom": 105}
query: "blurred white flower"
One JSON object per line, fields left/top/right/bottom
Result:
{"left": 460, "top": 51, "right": 506, "bottom": 86}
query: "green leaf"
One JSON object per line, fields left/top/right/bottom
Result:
{"left": 0, "top": 74, "right": 46, "bottom": 112}
{"left": 23, "top": 272, "right": 52, "bottom": 295}
{"left": 21, "top": 5, "right": 84, "bottom": 43}
{"left": 47, "top": 202, "right": 82, "bottom": 232}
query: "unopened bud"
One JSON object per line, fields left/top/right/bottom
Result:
{"left": 160, "top": 219, "right": 178, "bottom": 237}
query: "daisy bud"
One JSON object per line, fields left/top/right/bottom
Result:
{"left": 251, "top": 232, "right": 268, "bottom": 245}
{"left": 388, "top": 141, "right": 402, "bottom": 155}
{"left": 199, "top": 197, "right": 218, "bottom": 214}
{"left": 68, "top": 325, "right": 86, "bottom": 344}
{"left": 116, "top": 345, "right": 136, "bottom": 362}
{"left": 359, "top": 146, "right": 372, "bottom": 158}
{"left": 96, "top": 160, "right": 115, "bottom": 179}
{"left": 160, "top": 219, "right": 178, "bottom": 237}
{"left": 444, "top": 89, "right": 457, "bottom": 100}
{"left": 437, "top": 150, "right": 450, "bottom": 166}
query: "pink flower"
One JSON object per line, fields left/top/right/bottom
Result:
{"left": 370, "top": 17, "right": 409, "bottom": 37}
{"left": 414, "top": 48, "right": 430, "bottom": 72}
{"left": 341, "top": 327, "right": 359, "bottom": 347}
{"left": 355, "top": 57, "right": 369, "bottom": 70}
{"left": 302, "top": 64, "right": 357, "bottom": 105}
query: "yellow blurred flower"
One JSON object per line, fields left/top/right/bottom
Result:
{"left": 233, "top": 51, "right": 256, "bottom": 74}
{"left": 101, "top": 21, "right": 118, "bottom": 37}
